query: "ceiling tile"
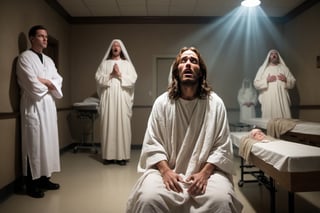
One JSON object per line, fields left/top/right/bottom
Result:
{"left": 55, "top": 0, "right": 313, "bottom": 18}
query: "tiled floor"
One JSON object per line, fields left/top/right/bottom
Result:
{"left": 0, "top": 148, "right": 319, "bottom": 213}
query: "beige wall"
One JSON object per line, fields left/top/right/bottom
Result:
{"left": 69, "top": 23, "right": 277, "bottom": 107}
{"left": 284, "top": 3, "right": 320, "bottom": 121}
{"left": 0, "top": 120, "right": 18, "bottom": 188}
{"left": 68, "top": 22, "right": 276, "bottom": 146}
{"left": 1, "top": 0, "right": 319, "bottom": 191}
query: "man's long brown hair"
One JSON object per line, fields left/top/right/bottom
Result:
{"left": 168, "top": 47, "right": 212, "bottom": 100}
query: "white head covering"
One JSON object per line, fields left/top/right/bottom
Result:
{"left": 259, "top": 49, "right": 286, "bottom": 71}
{"left": 99, "top": 39, "right": 132, "bottom": 64}
{"left": 241, "top": 78, "right": 252, "bottom": 89}
{"left": 238, "top": 78, "right": 257, "bottom": 102}
{"left": 96, "top": 39, "right": 137, "bottom": 98}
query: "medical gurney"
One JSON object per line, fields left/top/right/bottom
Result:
{"left": 241, "top": 117, "right": 320, "bottom": 147}
{"left": 230, "top": 131, "right": 320, "bottom": 213}
{"left": 69, "top": 97, "right": 100, "bottom": 153}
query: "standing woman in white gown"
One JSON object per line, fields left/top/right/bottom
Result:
{"left": 95, "top": 39, "right": 137, "bottom": 166}
{"left": 237, "top": 78, "right": 257, "bottom": 123}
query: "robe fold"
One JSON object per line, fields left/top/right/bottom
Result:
{"left": 16, "top": 50, "right": 63, "bottom": 179}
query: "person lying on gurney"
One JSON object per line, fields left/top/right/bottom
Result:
{"left": 249, "top": 128, "right": 274, "bottom": 141}
{"left": 239, "top": 128, "right": 275, "bottom": 163}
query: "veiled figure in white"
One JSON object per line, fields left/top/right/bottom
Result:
{"left": 254, "top": 49, "right": 296, "bottom": 119}
{"left": 237, "top": 78, "right": 257, "bottom": 123}
{"left": 95, "top": 39, "right": 137, "bottom": 165}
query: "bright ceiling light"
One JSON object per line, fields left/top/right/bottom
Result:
{"left": 241, "top": 0, "right": 261, "bottom": 7}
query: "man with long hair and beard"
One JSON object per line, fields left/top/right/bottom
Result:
{"left": 127, "top": 47, "right": 242, "bottom": 213}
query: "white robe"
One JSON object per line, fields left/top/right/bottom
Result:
{"left": 95, "top": 59, "right": 137, "bottom": 160}
{"left": 254, "top": 64, "right": 295, "bottom": 118}
{"left": 16, "top": 50, "right": 63, "bottom": 180}
{"left": 237, "top": 80, "right": 257, "bottom": 123}
{"left": 127, "top": 92, "right": 243, "bottom": 213}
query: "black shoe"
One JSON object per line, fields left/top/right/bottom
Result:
{"left": 117, "top": 160, "right": 127, "bottom": 166}
{"left": 26, "top": 187, "right": 44, "bottom": 198}
{"left": 43, "top": 180, "right": 60, "bottom": 190}
{"left": 38, "top": 177, "right": 60, "bottom": 190}
{"left": 103, "top": 160, "right": 114, "bottom": 165}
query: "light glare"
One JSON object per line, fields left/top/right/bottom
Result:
{"left": 241, "top": 0, "right": 261, "bottom": 7}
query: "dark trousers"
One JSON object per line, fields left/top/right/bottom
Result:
{"left": 25, "top": 158, "right": 45, "bottom": 190}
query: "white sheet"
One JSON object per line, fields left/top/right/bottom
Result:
{"left": 72, "top": 97, "right": 100, "bottom": 110}
{"left": 230, "top": 131, "right": 320, "bottom": 172}
{"left": 241, "top": 117, "right": 320, "bottom": 136}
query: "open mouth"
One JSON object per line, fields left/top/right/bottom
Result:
{"left": 183, "top": 69, "right": 192, "bottom": 74}
{"left": 183, "top": 69, "right": 193, "bottom": 77}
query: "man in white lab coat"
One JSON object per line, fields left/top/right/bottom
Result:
{"left": 16, "top": 25, "right": 63, "bottom": 198}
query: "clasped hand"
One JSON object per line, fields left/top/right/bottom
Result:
{"left": 243, "top": 102, "right": 254, "bottom": 107}
{"left": 162, "top": 169, "right": 208, "bottom": 196}
{"left": 277, "top": 73, "right": 287, "bottom": 82}
{"left": 267, "top": 74, "right": 286, "bottom": 83}
{"left": 110, "top": 63, "right": 121, "bottom": 79}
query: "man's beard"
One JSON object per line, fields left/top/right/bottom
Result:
{"left": 180, "top": 79, "right": 198, "bottom": 86}
{"left": 270, "top": 57, "right": 279, "bottom": 64}
{"left": 113, "top": 50, "right": 120, "bottom": 57}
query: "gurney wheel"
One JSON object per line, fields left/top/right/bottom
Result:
{"left": 73, "top": 147, "right": 78, "bottom": 153}
{"left": 92, "top": 148, "right": 98, "bottom": 154}
{"left": 238, "top": 180, "right": 244, "bottom": 187}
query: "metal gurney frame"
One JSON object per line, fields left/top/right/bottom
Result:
{"left": 70, "top": 104, "right": 99, "bottom": 153}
